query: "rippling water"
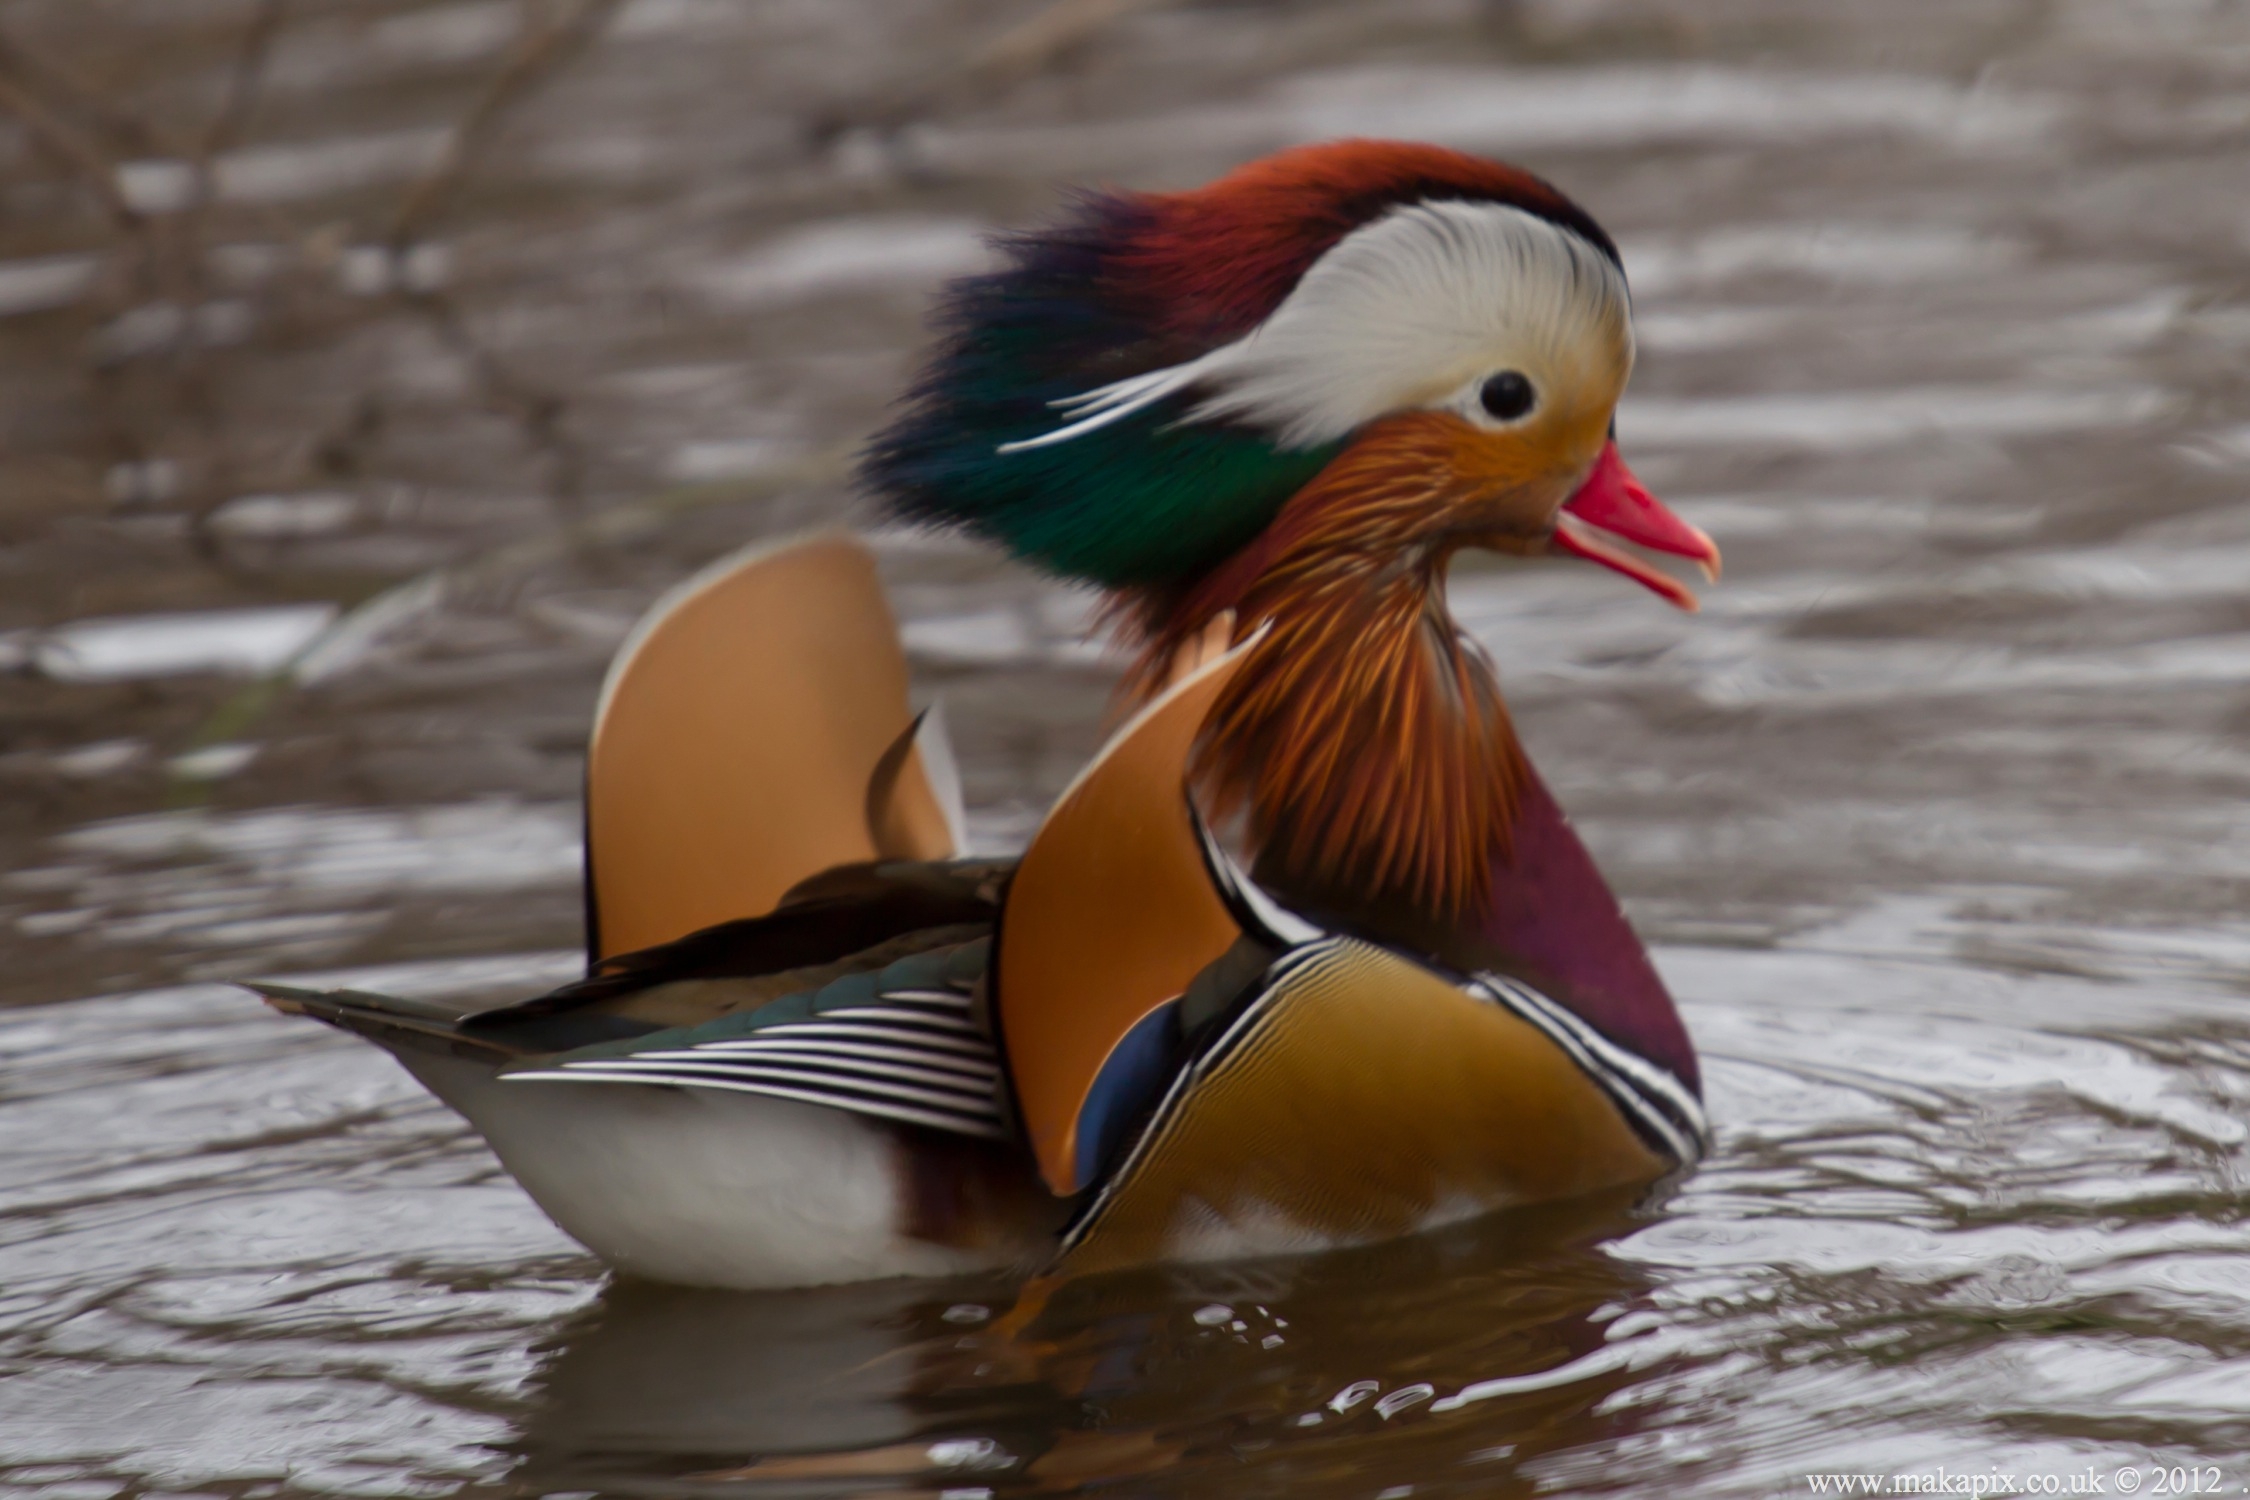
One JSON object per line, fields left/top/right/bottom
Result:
{"left": 5, "top": 0, "right": 2250, "bottom": 1493}
{"left": 8, "top": 948, "right": 2247, "bottom": 1494}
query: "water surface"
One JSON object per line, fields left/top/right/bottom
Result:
{"left": 3, "top": 0, "right": 2249, "bottom": 1493}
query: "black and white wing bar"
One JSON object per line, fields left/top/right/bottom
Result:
{"left": 1467, "top": 972, "right": 1708, "bottom": 1165}
{"left": 1187, "top": 797, "right": 1326, "bottom": 949}
{"left": 503, "top": 986, "right": 1009, "bottom": 1139}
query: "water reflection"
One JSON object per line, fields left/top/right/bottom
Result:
{"left": 3, "top": 951, "right": 2247, "bottom": 1493}
{"left": 509, "top": 1189, "right": 1663, "bottom": 1497}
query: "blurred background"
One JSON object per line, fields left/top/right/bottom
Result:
{"left": 6, "top": 0, "right": 2246, "bottom": 1009}
{"left": 4, "top": 1, "right": 2250, "bottom": 1494}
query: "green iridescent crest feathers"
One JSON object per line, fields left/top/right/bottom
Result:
{"left": 859, "top": 194, "right": 1334, "bottom": 587}
{"left": 858, "top": 141, "right": 1623, "bottom": 590}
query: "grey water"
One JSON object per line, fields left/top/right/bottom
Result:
{"left": 3, "top": 0, "right": 2250, "bottom": 1494}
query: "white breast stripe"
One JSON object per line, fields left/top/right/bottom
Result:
{"left": 1472, "top": 980, "right": 1694, "bottom": 1163}
{"left": 1253, "top": 937, "right": 1350, "bottom": 999}
{"left": 1469, "top": 973, "right": 1705, "bottom": 1163}
{"left": 1060, "top": 938, "right": 1707, "bottom": 1253}
{"left": 1188, "top": 801, "right": 1327, "bottom": 949}
{"left": 1476, "top": 974, "right": 1707, "bottom": 1141}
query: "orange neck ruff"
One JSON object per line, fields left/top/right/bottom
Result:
{"left": 1121, "top": 420, "right": 1536, "bottom": 923}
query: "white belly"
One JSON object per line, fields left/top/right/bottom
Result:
{"left": 399, "top": 1052, "right": 1021, "bottom": 1290}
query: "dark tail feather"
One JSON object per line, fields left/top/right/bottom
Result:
{"left": 245, "top": 982, "right": 523, "bottom": 1065}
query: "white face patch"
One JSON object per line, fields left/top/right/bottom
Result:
{"left": 999, "top": 200, "right": 1633, "bottom": 455}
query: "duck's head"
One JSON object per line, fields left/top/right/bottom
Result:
{"left": 863, "top": 140, "right": 1719, "bottom": 930}
{"left": 861, "top": 137, "right": 1716, "bottom": 609}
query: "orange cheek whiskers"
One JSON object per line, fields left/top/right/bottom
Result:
{"left": 1113, "top": 410, "right": 1552, "bottom": 921}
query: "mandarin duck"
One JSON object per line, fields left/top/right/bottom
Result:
{"left": 255, "top": 140, "right": 1719, "bottom": 1291}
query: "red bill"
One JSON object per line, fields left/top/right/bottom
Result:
{"left": 1551, "top": 441, "right": 1721, "bottom": 611}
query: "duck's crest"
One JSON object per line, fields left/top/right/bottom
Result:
{"left": 859, "top": 139, "right": 1619, "bottom": 589}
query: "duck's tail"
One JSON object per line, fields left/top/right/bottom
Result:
{"left": 246, "top": 982, "right": 523, "bottom": 1065}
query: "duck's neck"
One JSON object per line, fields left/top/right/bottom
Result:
{"left": 1125, "top": 481, "right": 1529, "bottom": 938}
{"left": 1118, "top": 486, "right": 1699, "bottom": 1091}
{"left": 1124, "top": 530, "right": 1701, "bottom": 1093}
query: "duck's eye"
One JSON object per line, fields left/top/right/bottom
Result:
{"left": 1478, "top": 370, "right": 1537, "bottom": 423}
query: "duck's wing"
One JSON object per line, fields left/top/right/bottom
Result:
{"left": 492, "top": 618, "right": 1260, "bottom": 1161}
{"left": 501, "top": 930, "right": 1009, "bottom": 1141}
{"left": 263, "top": 522, "right": 996, "bottom": 1134}
{"left": 585, "top": 531, "right": 962, "bottom": 962}
{"left": 253, "top": 857, "right": 1013, "bottom": 1139}
{"left": 994, "top": 632, "right": 1263, "bottom": 1196}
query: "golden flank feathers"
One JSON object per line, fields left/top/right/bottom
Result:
{"left": 1059, "top": 938, "right": 1667, "bottom": 1275}
{"left": 996, "top": 629, "right": 1264, "bottom": 1197}
{"left": 585, "top": 534, "right": 957, "bottom": 960}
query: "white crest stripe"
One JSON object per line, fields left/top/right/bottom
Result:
{"left": 997, "top": 201, "right": 1630, "bottom": 455}
{"left": 994, "top": 358, "right": 1218, "bottom": 454}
